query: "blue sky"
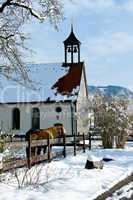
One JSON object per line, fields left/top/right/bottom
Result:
{"left": 25, "top": 0, "right": 133, "bottom": 91}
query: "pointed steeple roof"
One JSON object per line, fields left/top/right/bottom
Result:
{"left": 63, "top": 25, "right": 81, "bottom": 45}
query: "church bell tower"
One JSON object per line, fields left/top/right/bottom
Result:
{"left": 63, "top": 25, "right": 81, "bottom": 65}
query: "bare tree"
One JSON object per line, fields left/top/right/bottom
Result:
{"left": 0, "top": 0, "right": 63, "bottom": 86}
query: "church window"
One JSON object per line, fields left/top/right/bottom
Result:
{"left": 12, "top": 108, "right": 20, "bottom": 130}
{"left": 32, "top": 108, "right": 40, "bottom": 129}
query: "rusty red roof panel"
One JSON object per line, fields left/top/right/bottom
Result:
{"left": 52, "top": 63, "right": 83, "bottom": 96}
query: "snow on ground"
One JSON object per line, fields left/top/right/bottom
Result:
{"left": 0, "top": 143, "right": 132, "bottom": 200}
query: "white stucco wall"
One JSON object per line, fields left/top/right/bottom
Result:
{"left": 76, "top": 69, "right": 89, "bottom": 134}
{"left": 0, "top": 102, "right": 72, "bottom": 135}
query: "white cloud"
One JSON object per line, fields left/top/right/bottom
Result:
{"left": 84, "top": 32, "right": 133, "bottom": 58}
{"left": 120, "top": 1, "right": 133, "bottom": 12}
{"left": 63, "top": 0, "right": 115, "bottom": 14}
{"left": 63, "top": 0, "right": 133, "bottom": 15}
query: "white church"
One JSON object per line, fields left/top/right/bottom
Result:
{"left": 0, "top": 27, "right": 90, "bottom": 136}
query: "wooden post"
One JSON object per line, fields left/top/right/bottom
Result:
{"left": 47, "top": 134, "right": 51, "bottom": 162}
{"left": 83, "top": 133, "right": 85, "bottom": 153}
{"left": 74, "top": 132, "right": 76, "bottom": 156}
{"left": 10, "top": 135, "right": 12, "bottom": 142}
{"left": 27, "top": 134, "right": 31, "bottom": 169}
{"left": 21, "top": 135, "right": 23, "bottom": 142}
{"left": 35, "top": 146, "right": 37, "bottom": 156}
{"left": 89, "top": 132, "right": 91, "bottom": 150}
{"left": 63, "top": 134, "right": 66, "bottom": 158}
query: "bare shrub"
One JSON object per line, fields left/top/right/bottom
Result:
{"left": 91, "top": 95, "right": 130, "bottom": 148}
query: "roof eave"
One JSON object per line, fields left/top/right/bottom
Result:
{"left": 0, "top": 99, "right": 77, "bottom": 105}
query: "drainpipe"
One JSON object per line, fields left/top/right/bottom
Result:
{"left": 70, "top": 102, "right": 77, "bottom": 136}
{"left": 74, "top": 101, "right": 77, "bottom": 135}
{"left": 70, "top": 102, "right": 74, "bottom": 136}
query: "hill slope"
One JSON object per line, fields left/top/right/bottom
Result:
{"left": 88, "top": 85, "right": 133, "bottom": 99}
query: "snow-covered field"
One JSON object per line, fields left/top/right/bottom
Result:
{"left": 0, "top": 143, "right": 132, "bottom": 200}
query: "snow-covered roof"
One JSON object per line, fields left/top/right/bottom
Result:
{"left": 0, "top": 63, "right": 83, "bottom": 103}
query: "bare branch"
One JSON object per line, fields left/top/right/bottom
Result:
{"left": 0, "top": 34, "right": 14, "bottom": 40}
{"left": 10, "top": 2, "right": 44, "bottom": 20}
{"left": 0, "top": 0, "right": 63, "bottom": 86}
{"left": 0, "top": 0, "right": 12, "bottom": 13}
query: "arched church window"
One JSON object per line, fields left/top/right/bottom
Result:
{"left": 32, "top": 108, "right": 40, "bottom": 129}
{"left": 12, "top": 108, "right": 20, "bottom": 130}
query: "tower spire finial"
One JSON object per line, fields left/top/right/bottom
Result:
{"left": 71, "top": 17, "right": 73, "bottom": 32}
